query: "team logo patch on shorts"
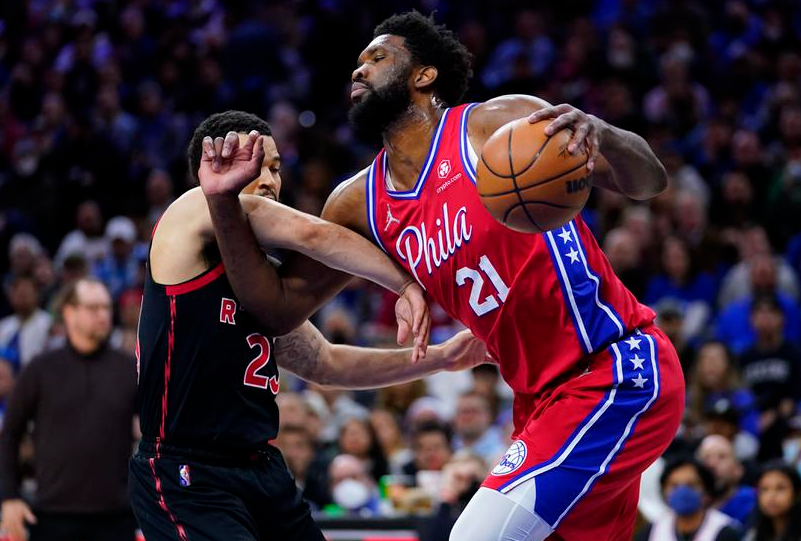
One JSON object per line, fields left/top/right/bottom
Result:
{"left": 179, "top": 464, "right": 191, "bottom": 487}
{"left": 491, "top": 441, "right": 527, "bottom": 476}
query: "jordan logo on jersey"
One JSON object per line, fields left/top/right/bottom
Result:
{"left": 395, "top": 202, "right": 472, "bottom": 284}
{"left": 384, "top": 204, "right": 400, "bottom": 232}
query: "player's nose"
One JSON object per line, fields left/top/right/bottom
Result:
{"left": 352, "top": 64, "right": 368, "bottom": 83}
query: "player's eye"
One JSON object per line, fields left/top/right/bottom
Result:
{"left": 374, "top": 55, "right": 385, "bottom": 63}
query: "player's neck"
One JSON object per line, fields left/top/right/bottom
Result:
{"left": 382, "top": 103, "right": 445, "bottom": 192}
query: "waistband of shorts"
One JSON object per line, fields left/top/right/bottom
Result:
{"left": 137, "top": 438, "right": 277, "bottom": 465}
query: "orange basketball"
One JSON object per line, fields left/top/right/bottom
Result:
{"left": 476, "top": 118, "right": 591, "bottom": 233}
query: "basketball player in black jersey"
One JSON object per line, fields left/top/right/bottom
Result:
{"left": 129, "top": 111, "right": 489, "bottom": 541}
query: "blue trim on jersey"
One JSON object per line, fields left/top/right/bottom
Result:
{"left": 459, "top": 103, "right": 479, "bottom": 185}
{"left": 365, "top": 158, "right": 388, "bottom": 253}
{"left": 385, "top": 109, "right": 451, "bottom": 199}
{"left": 545, "top": 222, "right": 624, "bottom": 354}
{"left": 497, "top": 331, "right": 661, "bottom": 529}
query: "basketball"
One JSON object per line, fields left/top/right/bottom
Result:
{"left": 476, "top": 118, "right": 592, "bottom": 233}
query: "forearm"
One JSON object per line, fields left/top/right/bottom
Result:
{"left": 205, "top": 194, "right": 298, "bottom": 335}
{"left": 597, "top": 123, "right": 667, "bottom": 200}
{"left": 317, "top": 343, "right": 450, "bottom": 389}
{"left": 289, "top": 218, "right": 411, "bottom": 294}
{"left": 276, "top": 322, "right": 449, "bottom": 390}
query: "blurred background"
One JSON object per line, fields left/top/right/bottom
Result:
{"left": 0, "top": 0, "right": 800, "bottom": 540}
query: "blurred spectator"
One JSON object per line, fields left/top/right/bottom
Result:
{"left": 0, "top": 274, "right": 52, "bottom": 368}
{"left": 305, "top": 385, "right": 368, "bottom": 445}
{"left": 377, "top": 380, "right": 427, "bottom": 420}
{"left": 744, "top": 464, "right": 801, "bottom": 541}
{"left": 422, "top": 452, "right": 486, "bottom": 541}
{"left": 703, "top": 397, "right": 761, "bottom": 463}
{"left": 697, "top": 434, "right": 757, "bottom": 525}
{"left": 0, "top": 278, "right": 137, "bottom": 541}
{"left": 452, "top": 392, "right": 506, "bottom": 465}
{"left": 4, "top": 234, "right": 44, "bottom": 287}
{"left": 604, "top": 227, "right": 648, "bottom": 299}
{"left": 336, "top": 417, "right": 388, "bottom": 484}
{"left": 470, "top": 363, "right": 506, "bottom": 422}
{"left": 402, "top": 421, "right": 453, "bottom": 478}
{"left": 54, "top": 200, "right": 106, "bottom": 269}
{"left": 715, "top": 255, "right": 801, "bottom": 354}
{"left": 739, "top": 295, "right": 801, "bottom": 460}
{"left": 274, "top": 424, "right": 328, "bottom": 511}
{"left": 328, "top": 454, "right": 381, "bottom": 516}
{"left": 0, "top": 352, "right": 16, "bottom": 430}
{"left": 481, "top": 9, "right": 555, "bottom": 91}
{"left": 655, "top": 301, "right": 693, "bottom": 372}
{"left": 645, "top": 236, "right": 715, "bottom": 341}
{"left": 92, "top": 216, "right": 140, "bottom": 301}
{"left": 718, "top": 227, "right": 799, "bottom": 307}
{"left": 687, "top": 341, "right": 760, "bottom": 438}
{"left": 370, "top": 409, "right": 413, "bottom": 476}
{"left": 144, "top": 169, "right": 174, "bottom": 229}
{"left": 109, "top": 287, "right": 141, "bottom": 354}
{"left": 634, "top": 457, "right": 741, "bottom": 541}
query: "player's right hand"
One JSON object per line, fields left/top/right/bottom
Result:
{"left": 199, "top": 130, "right": 265, "bottom": 197}
{"left": 440, "top": 330, "right": 495, "bottom": 372}
{"left": 0, "top": 499, "right": 37, "bottom": 541}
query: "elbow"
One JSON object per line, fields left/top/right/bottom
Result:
{"left": 629, "top": 161, "right": 668, "bottom": 201}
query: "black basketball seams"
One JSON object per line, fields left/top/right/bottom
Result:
{"left": 502, "top": 202, "right": 545, "bottom": 232}
{"left": 506, "top": 127, "right": 540, "bottom": 230}
{"left": 479, "top": 123, "right": 553, "bottom": 181}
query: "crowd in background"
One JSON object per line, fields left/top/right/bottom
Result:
{"left": 1, "top": 0, "right": 801, "bottom": 539}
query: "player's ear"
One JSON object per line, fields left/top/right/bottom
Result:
{"left": 414, "top": 65, "right": 438, "bottom": 91}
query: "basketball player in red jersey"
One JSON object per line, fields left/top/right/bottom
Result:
{"left": 204, "top": 13, "right": 684, "bottom": 541}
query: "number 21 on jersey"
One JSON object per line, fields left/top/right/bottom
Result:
{"left": 456, "top": 255, "right": 510, "bottom": 316}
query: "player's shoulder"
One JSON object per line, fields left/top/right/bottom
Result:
{"left": 468, "top": 94, "right": 552, "bottom": 138}
{"left": 322, "top": 166, "right": 370, "bottom": 232}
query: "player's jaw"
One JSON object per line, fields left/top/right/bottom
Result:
{"left": 348, "top": 63, "right": 413, "bottom": 142}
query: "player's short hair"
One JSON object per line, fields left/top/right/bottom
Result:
{"left": 373, "top": 11, "right": 472, "bottom": 106}
{"left": 186, "top": 110, "right": 272, "bottom": 184}
{"left": 660, "top": 456, "right": 716, "bottom": 497}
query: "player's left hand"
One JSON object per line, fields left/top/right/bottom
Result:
{"left": 199, "top": 130, "right": 265, "bottom": 197}
{"left": 527, "top": 104, "right": 606, "bottom": 172}
{"left": 395, "top": 282, "right": 430, "bottom": 363}
{"left": 440, "top": 330, "right": 495, "bottom": 372}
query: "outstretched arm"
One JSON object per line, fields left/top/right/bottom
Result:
{"left": 472, "top": 95, "right": 667, "bottom": 200}
{"left": 275, "top": 323, "right": 491, "bottom": 390}
{"left": 199, "top": 131, "right": 429, "bottom": 357}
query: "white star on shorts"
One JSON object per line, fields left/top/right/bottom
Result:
{"left": 558, "top": 228, "right": 573, "bottom": 244}
{"left": 565, "top": 248, "right": 580, "bottom": 264}
{"left": 624, "top": 336, "right": 642, "bottom": 351}
{"left": 632, "top": 373, "right": 648, "bottom": 388}
{"left": 630, "top": 354, "right": 645, "bottom": 370}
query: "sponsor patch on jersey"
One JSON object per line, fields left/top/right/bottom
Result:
{"left": 179, "top": 464, "right": 191, "bottom": 487}
{"left": 491, "top": 440, "right": 527, "bottom": 476}
{"left": 437, "top": 159, "right": 451, "bottom": 179}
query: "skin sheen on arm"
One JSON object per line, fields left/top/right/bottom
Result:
{"left": 274, "top": 322, "right": 489, "bottom": 390}
{"left": 469, "top": 94, "right": 668, "bottom": 200}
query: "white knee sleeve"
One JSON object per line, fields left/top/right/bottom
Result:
{"left": 448, "top": 487, "right": 553, "bottom": 541}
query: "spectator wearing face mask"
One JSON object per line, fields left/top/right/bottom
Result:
{"left": 697, "top": 434, "right": 757, "bottom": 525}
{"left": 635, "top": 457, "right": 742, "bottom": 541}
{"left": 327, "top": 454, "right": 381, "bottom": 516}
{"left": 744, "top": 463, "right": 801, "bottom": 541}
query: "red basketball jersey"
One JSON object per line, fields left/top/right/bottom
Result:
{"left": 368, "top": 103, "right": 656, "bottom": 432}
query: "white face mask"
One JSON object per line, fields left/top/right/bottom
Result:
{"left": 783, "top": 439, "right": 801, "bottom": 467}
{"left": 332, "top": 479, "right": 372, "bottom": 510}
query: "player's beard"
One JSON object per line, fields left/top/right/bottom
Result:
{"left": 349, "top": 64, "right": 413, "bottom": 142}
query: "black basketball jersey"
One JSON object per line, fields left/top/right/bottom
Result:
{"left": 136, "top": 260, "right": 280, "bottom": 453}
